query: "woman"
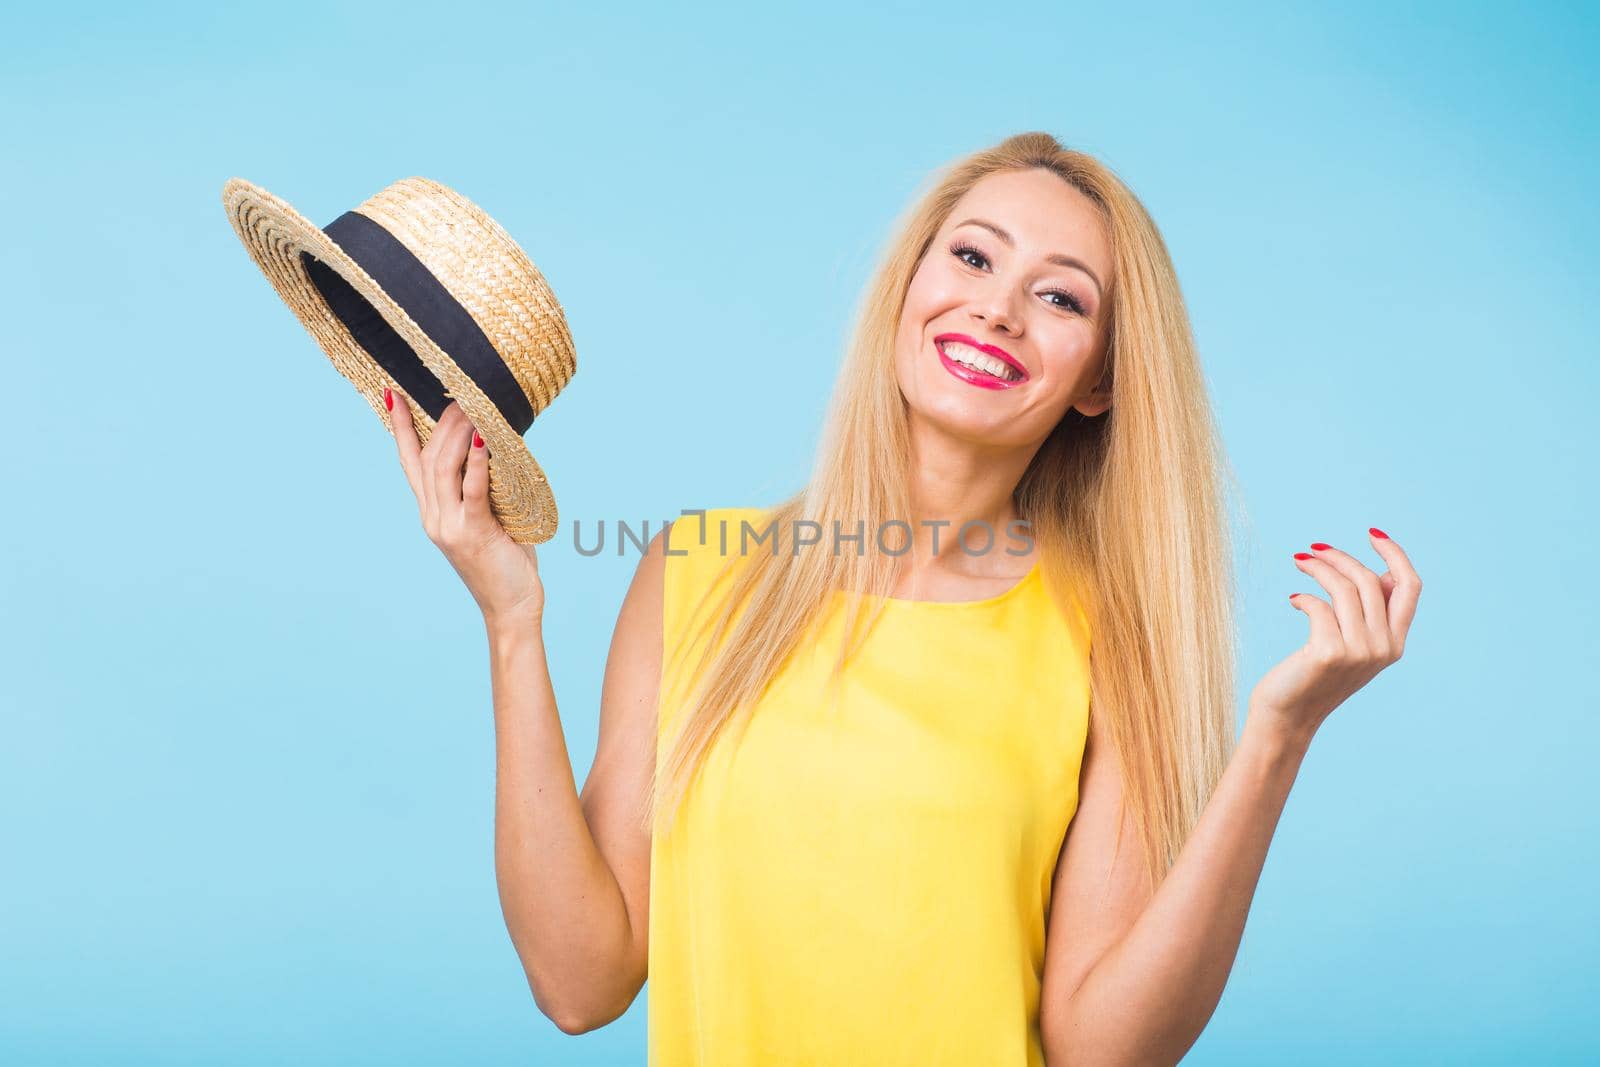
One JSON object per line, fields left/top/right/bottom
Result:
{"left": 382, "top": 131, "right": 1422, "bottom": 1065}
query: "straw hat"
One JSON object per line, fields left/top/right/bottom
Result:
{"left": 221, "top": 176, "right": 576, "bottom": 544}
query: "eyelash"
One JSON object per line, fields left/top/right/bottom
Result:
{"left": 948, "top": 242, "right": 1088, "bottom": 316}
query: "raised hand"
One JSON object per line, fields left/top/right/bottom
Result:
{"left": 1249, "top": 528, "right": 1423, "bottom": 745}
{"left": 386, "top": 386, "right": 546, "bottom": 625}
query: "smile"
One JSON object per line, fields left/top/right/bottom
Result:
{"left": 934, "top": 333, "right": 1029, "bottom": 389}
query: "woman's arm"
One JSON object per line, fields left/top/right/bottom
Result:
{"left": 487, "top": 524, "right": 670, "bottom": 1035}
{"left": 1040, "top": 531, "right": 1422, "bottom": 1066}
{"left": 1039, "top": 704, "right": 1308, "bottom": 1066}
{"left": 381, "top": 392, "right": 664, "bottom": 1035}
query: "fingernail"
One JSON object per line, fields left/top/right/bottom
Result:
{"left": 1289, "top": 593, "right": 1301, "bottom": 600}
{"left": 1310, "top": 542, "right": 1333, "bottom": 551}
{"left": 473, "top": 431, "right": 484, "bottom": 448}
{"left": 1370, "top": 527, "right": 1389, "bottom": 539}
{"left": 1293, "top": 552, "right": 1314, "bottom": 561}
{"left": 384, "top": 387, "right": 393, "bottom": 411}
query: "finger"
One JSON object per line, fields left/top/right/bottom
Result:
{"left": 386, "top": 386, "right": 426, "bottom": 503}
{"left": 420, "top": 401, "right": 462, "bottom": 498}
{"left": 1288, "top": 591, "right": 1340, "bottom": 658}
{"left": 1368, "top": 527, "right": 1422, "bottom": 653}
{"left": 419, "top": 401, "right": 463, "bottom": 521}
{"left": 427, "top": 401, "right": 474, "bottom": 507}
{"left": 1293, "top": 553, "right": 1367, "bottom": 654}
{"left": 462, "top": 424, "right": 490, "bottom": 511}
{"left": 1308, "top": 540, "right": 1390, "bottom": 655}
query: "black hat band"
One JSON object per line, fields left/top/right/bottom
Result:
{"left": 300, "top": 210, "right": 536, "bottom": 433}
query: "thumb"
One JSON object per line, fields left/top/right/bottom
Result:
{"left": 1289, "top": 591, "right": 1340, "bottom": 652}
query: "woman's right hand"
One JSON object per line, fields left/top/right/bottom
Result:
{"left": 386, "top": 387, "right": 545, "bottom": 626}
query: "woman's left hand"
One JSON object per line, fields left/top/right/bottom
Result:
{"left": 1249, "top": 528, "right": 1423, "bottom": 746}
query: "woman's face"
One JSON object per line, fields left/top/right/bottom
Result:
{"left": 894, "top": 168, "right": 1113, "bottom": 446}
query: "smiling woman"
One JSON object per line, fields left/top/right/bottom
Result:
{"left": 632, "top": 133, "right": 1416, "bottom": 1066}
{"left": 391, "top": 129, "right": 1421, "bottom": 1067}
{"left": 633, "top": 133, "right": 1237, "bottom": 1066}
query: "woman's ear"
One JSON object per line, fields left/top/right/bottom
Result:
{"left": 1072, "top": 350, "right": 1112, "bottom": 418}
{"left": 1073, "top": 384, "right": 1112, "bottom": 418}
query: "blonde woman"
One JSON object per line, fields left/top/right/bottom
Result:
{"left": 383, "top": 131, "right": 1423, "bottom": 1066}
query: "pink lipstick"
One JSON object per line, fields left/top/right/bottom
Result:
{"left": 933, "top": 332, "right": 1029, "bottom": 390}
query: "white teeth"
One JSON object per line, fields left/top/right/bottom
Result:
{"left": 939, "top": 341, "right": 1022, "bottom": 382}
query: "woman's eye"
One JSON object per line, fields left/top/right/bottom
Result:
{"left": 1045, "top": 290, "right": 1087, "bottom": 315}
{"left": 950, "top": 243, "right": 987, "bottom": 269}
{"left": 949, "top": 241, "right": 1086, "bottom": 315}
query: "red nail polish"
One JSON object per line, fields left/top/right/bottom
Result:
{"left": 384, "top": 387, "right": 393, "bottom": 411}
{"left": 1370, "top": 527, "right": 1389, "bottom": 539}
{"left": 1310, "top": 542, "right": 1333, "bottom": 551}
{"left": 473, "top": 431, "right": 484, "bottom": 448}
{"left": 1293, "top": 552, "right": 1314, "bottom": 561}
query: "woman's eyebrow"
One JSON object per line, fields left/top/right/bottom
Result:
{"left": 954, "top": 217, "right": 1103, "bottom": 297}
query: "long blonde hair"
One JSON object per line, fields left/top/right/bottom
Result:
{"left": 642, "top": 131, "right": 1239, "bottom": 886}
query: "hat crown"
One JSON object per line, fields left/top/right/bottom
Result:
{"left": 350, "top": 177, "right": 576, "bottom": 416}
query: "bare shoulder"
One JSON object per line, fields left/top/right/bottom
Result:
{"left": 595, "top": 519, "right": 675, "bottom": 759}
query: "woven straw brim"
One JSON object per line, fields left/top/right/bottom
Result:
{"left": 221, "top": 177, "right": 563, "bottom": 544}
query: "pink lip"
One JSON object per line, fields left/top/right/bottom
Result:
{"left": 933, "top": 332, "right": 1029, "bottom": 389}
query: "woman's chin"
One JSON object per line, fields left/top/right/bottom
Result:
{"left": 906, "top": 402, "right": 1027, "bottom": 446}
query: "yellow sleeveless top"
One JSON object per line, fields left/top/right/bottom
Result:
{"left": 648, "top": 506, "right": 1093, "bottom": 1066}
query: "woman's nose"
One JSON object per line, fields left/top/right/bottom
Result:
{"left": 972, "top": 298, "right": 1021, "bottom": 335}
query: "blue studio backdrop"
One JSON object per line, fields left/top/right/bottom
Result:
{"left": 2, "top": 2, "right": 1596, "bottom": 1064}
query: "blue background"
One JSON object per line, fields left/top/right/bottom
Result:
{"left": 3, "top": 1, "right": 1595, "bottom": 1063}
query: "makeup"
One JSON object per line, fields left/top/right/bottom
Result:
{"left": 934, "top": 332, "right": 1029, "bottom": 390}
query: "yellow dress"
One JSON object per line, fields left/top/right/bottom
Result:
{"left": 648, "top": 506, "right": 1093, "bottom": 1066}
